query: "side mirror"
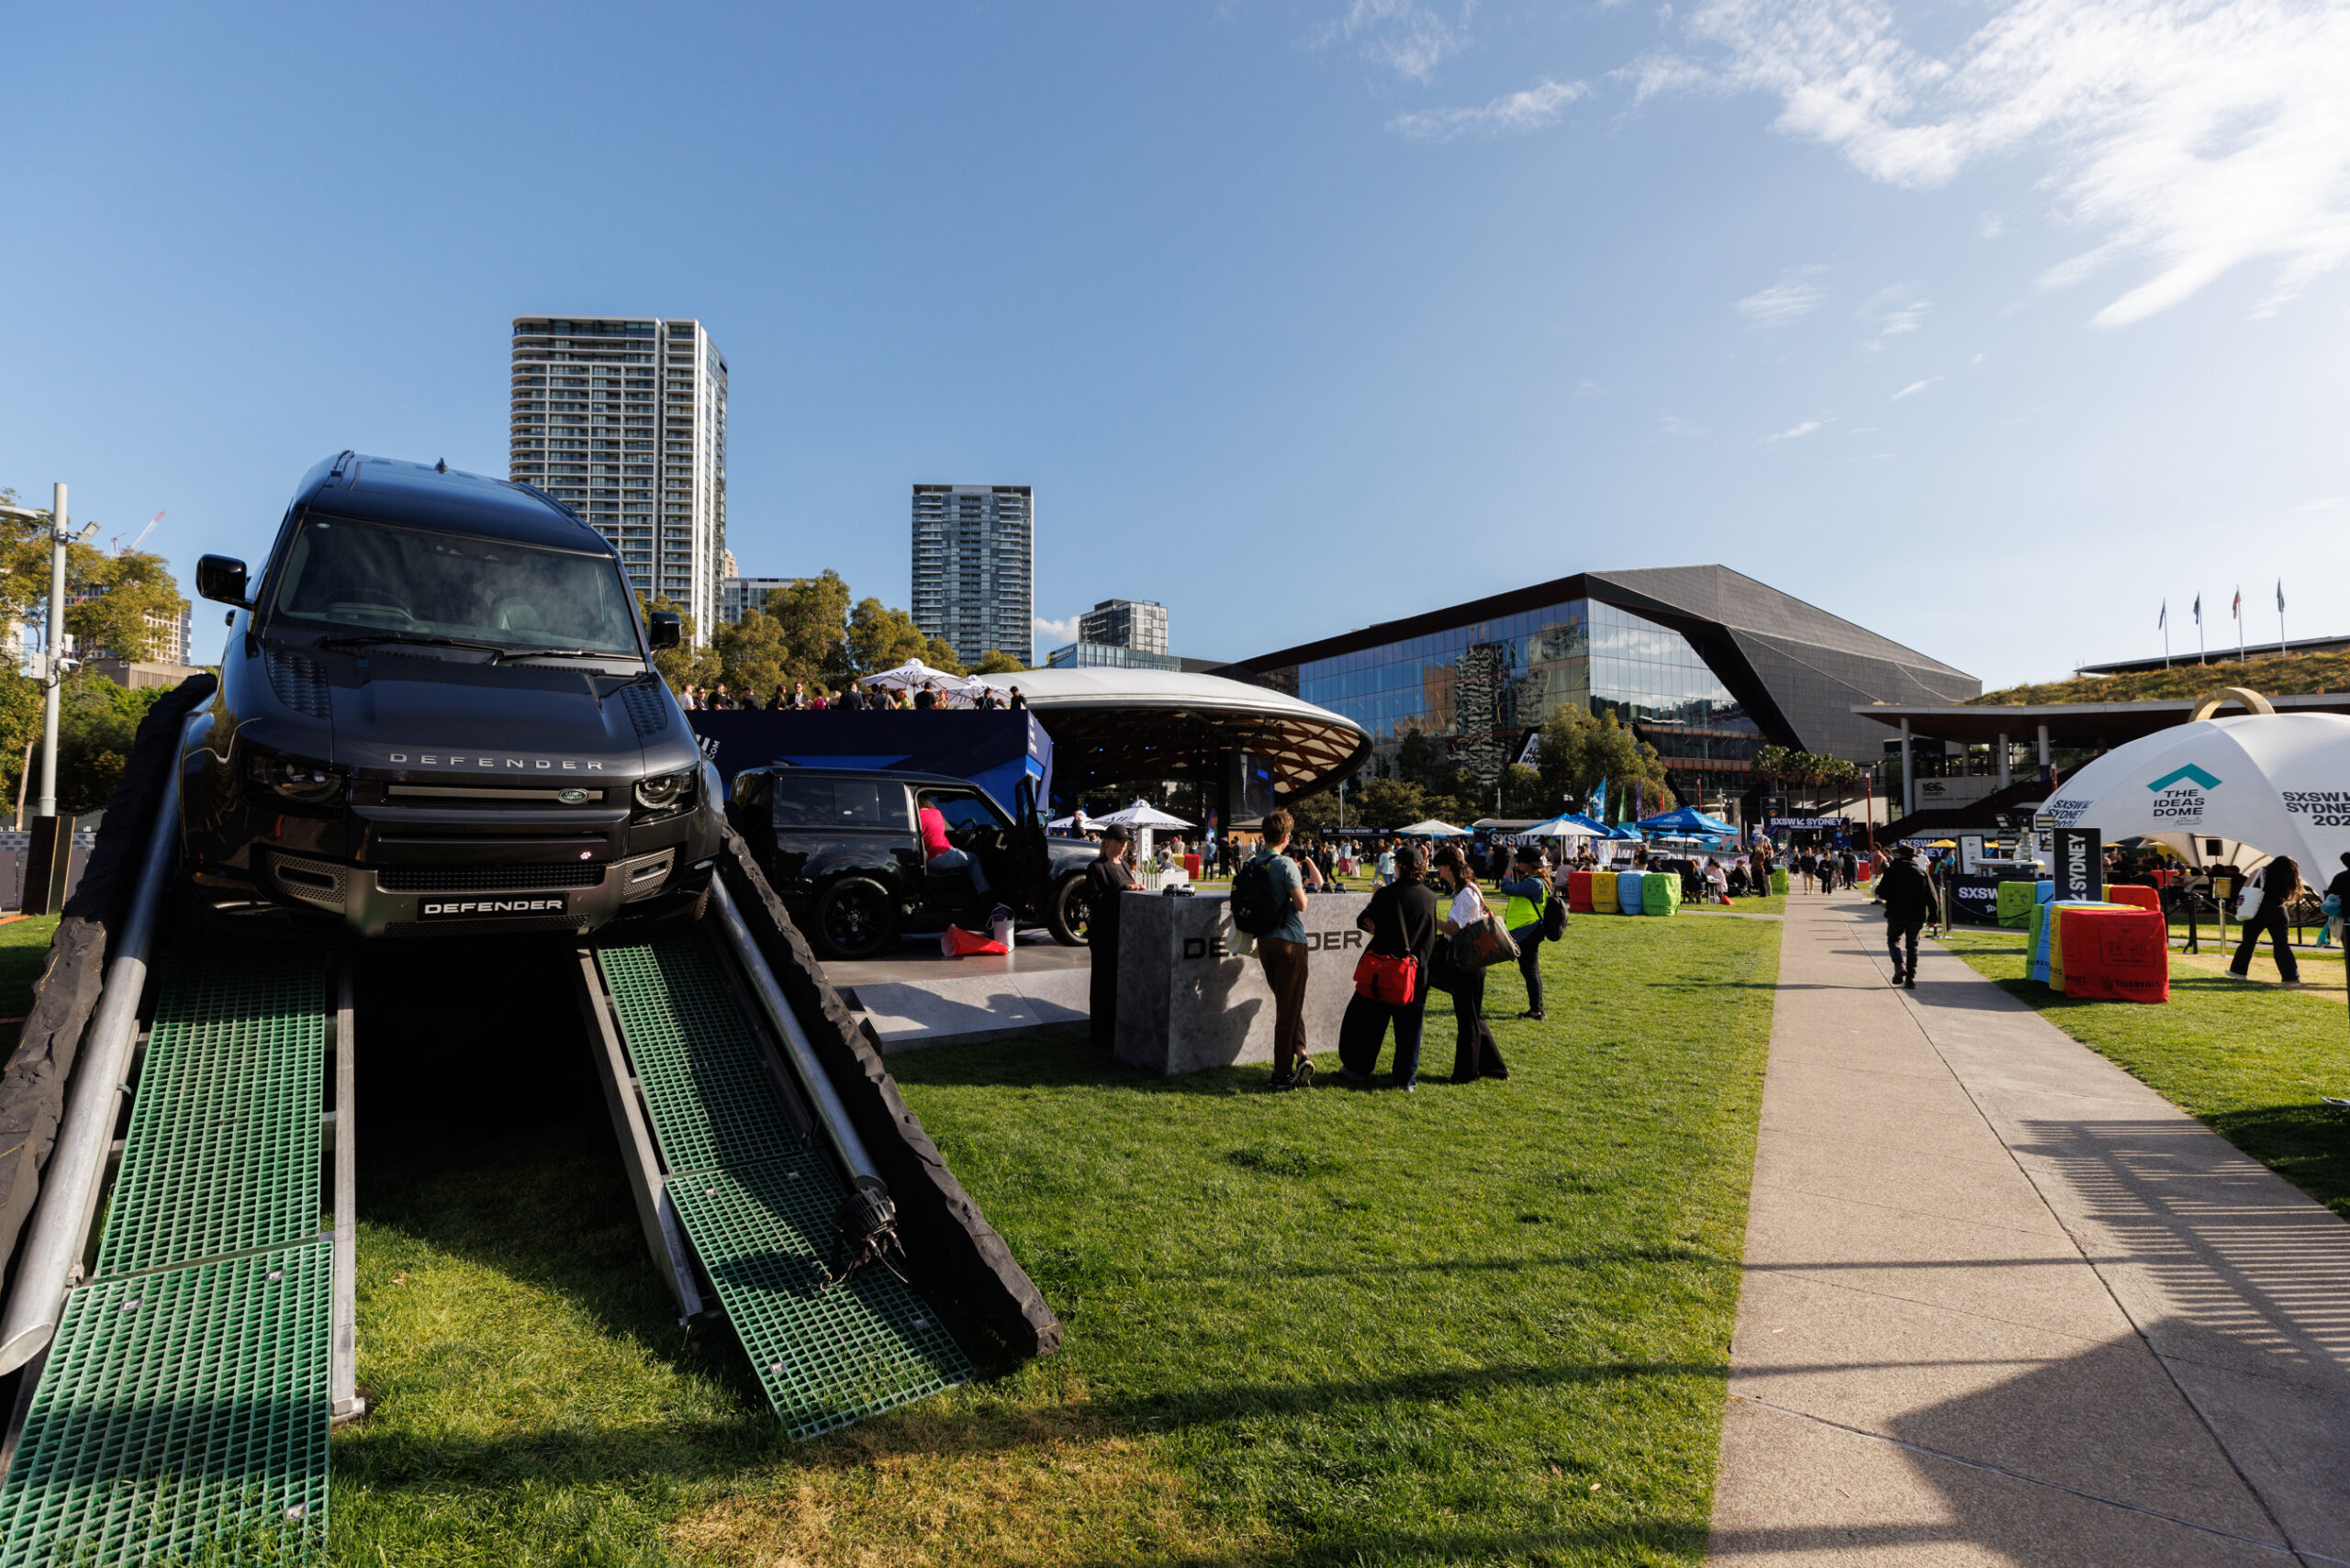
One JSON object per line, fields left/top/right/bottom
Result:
{"left": 196, "top": 554, "right": 251, "bottom": 608}
{"left": 646, "top": 610, "right": 682, "bottom": 651}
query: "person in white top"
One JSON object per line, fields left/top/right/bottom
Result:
{"left": 1430, "top": 846, "right": 1508, "bottom": 1083}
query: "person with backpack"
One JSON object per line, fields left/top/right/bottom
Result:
{"left": 1498, "top": 846, "right": 1559, "bottom": 1022}
{"left": 1233, "top": 808, "right": 1315, "bottom": 1089}
{"left": 1877, "top": 845, "right": 1941, "bottom": 988}
{"left": 1336, "top": 843, "right": 1440, "bottom": 1090}
{"left": 1432, "top": 846, "right": 1508, "bottom": 1082}
{"left": 1084, "top": 825, "right": 1140, "bottom": 1050}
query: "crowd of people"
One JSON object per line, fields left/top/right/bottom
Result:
{"left": 677, "top": 679, "right": 1025, "bottom": 711}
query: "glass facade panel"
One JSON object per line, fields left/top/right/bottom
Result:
{"left": 1270, "top": 597, "right": 1760, "bottom": 788}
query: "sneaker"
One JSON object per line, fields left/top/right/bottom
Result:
{"left": 1903, "top": 977, "right": 1916, "bottom": 990}
{"left": 1396, "top": 1081, "right": 1417, "bottom": 1093}
{"left": 1293, "top": 1059, "right": 1315, "bottom": 1088}
{"left": 1264, "top": 1075, "right": 1297, "bottom": 1092}
{"left": 1517, "top": 1010, "right": 1546, "bottom": 1021}
{"left": 1889, "top": 969, "right": 1906, "bottom": 986}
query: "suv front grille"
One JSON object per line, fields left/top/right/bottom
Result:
{"left": 377, "top": 864, "right": 608, "bottom": 893}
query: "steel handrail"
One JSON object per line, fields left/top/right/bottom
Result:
{"left": 708, "top": 877, "right": 886, "bottom": 1196}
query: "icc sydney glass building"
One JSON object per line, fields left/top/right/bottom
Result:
{"left": 1227, "top": 566, "right": 1979, "bottom": 811}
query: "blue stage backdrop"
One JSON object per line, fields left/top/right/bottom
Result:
{"left": 688, "top": 710, "right": 1053, "bottom": 819}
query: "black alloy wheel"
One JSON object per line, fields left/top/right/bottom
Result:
{"left": 1046, "top": 871, "right": 1091, "bottom": 946}
{"left": 812, "top": 877, "right": 899, "bottom": 960}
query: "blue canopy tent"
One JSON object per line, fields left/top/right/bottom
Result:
{"left": 1636, "top": 806, "right": 1738, "bottom": 836}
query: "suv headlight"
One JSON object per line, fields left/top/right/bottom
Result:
{"left": 634, "top": 768, "right": 695, "bottom": 811}
{"left": 247, "top": 748, "right": 345, "bottom": 805}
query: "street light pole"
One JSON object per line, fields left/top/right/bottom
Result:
{"left": 39, "top": 483, "right": 66, "bottom": 819}
{"left": 0, "top": 485, "right": 95, "bottom": 821}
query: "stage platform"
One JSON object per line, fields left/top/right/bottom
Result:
{"left": 823, "top": 933, "right": 1092, "bottom": 1052}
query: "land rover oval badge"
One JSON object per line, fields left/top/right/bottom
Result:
{"left": 557, "top": 787, "right": 590, "bottom": 804}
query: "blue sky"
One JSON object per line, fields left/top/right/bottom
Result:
{"left": 4, "top": 0, "right": 2345, "bottom": 689}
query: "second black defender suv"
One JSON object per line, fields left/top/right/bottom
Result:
{"left": 726, "top": 765, "right": 1099, "bottom": 959}
{"left": 179, "top": 452, "right": 723, "bottom": 940}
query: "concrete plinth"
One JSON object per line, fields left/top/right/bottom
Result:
{"left": 1113, "top": 890, "right": 1370, "bottom": 1074}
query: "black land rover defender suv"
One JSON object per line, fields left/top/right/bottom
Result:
{"left": 180, "top": 452, "right": 723, "bottom": 940}
{"left": 725, "top": 765, "right": 1100, "bottom": 960}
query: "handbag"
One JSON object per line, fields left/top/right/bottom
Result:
{"left": 1454, "top": 913, "right": 1520, "bottom": 970}
{"left": 2235, "top": 871, "right": 2265, "bottom": 922}
{"left": 1353, "top": 949, "right": 1418, "bottom": 1004}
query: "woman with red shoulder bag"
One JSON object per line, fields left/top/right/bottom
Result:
{"left": 1336, "top": 844, "right": 1441, "bottom": 1091}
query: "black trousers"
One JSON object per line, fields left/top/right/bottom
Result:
{"left": 1449, "top": 967, "right": 1508, "bottom": 1081}
{"left": 1887, "top": 916, "right": 1923, "bottom": 977}
{"left": 2232, "top": 906, "right": 2300, "bottom": 981}
{"left": 1514, "top": 926, "right": 1545, "bottom": 1014}
{"left": 1337, "top": 978, "right": 1430, "bottom": 1087}
{"left": 1089, "top": 931, "right": 1120, "bottom": 1050}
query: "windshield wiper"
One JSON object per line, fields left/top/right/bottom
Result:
{"left": 490, "top": 647, "right": 637, "bottom": 663}
{"left": 319, "top": 633, "right": 509, "bottom": 657}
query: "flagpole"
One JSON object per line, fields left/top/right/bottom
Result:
{"left": 2161, "top": 599, "right": 2170, "bottom": 669}
{"left": 2237, "top": 585, "right": 2244, "bottom": 663}
{"left": 2278, "top": 579, "right": 2287, "bottom": 658}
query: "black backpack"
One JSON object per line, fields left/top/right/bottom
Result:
{"left": 1230, "top": 857, "right": 1284, "bottom": 936}
{"left": 1541, "top": 885, "right": 1568, "bottom": 940}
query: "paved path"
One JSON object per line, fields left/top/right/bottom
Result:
{"left": 1710, "top": 891, "right": 2350, "bottom": 1566}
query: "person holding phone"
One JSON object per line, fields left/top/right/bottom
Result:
{"left": 1432, "top": 846, "right": 1508, "bottom": 1082}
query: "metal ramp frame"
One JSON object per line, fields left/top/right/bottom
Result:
{"left": 582, "top": 933, "right": 969, "bottom": 1439}
{"left": 0, "top": 954, "right": 353, "bottom": 1566}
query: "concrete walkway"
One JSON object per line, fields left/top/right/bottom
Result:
{"left": 1710, "top": 891, "right": 2350, "bottom": 1566}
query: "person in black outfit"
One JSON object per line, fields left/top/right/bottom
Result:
{"left": 1337, "top": 844, "right": 1440, "bottom": 1090}
{"left": 1084, "top": 824, "right": 1140, "bottom": 1049}
{"left": 1432, "top": 846, "right": 1508, "bottom": 1082}
{"left": 1007, "top": 687, "right": 1027, "bottom": 710}
{"left": 2230, "top": 855, "right": 2304, "bottom": 983}
{"left": 2326, "top": 853, "right": 2350, "bottom": 950}
{"left": 1877, "top": 846, "right": 1941, "bottom": 988}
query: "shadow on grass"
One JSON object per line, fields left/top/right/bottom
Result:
{"left": 2201, "top": 1103, "right": 2350, "bottom": 1215}
{"left": 336, "top": 1356, "right": 1728, "bottom": 1495}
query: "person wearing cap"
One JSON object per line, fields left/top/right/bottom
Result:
{"left": 1084, "top": 824, "right": 1140, "bottom": 1050}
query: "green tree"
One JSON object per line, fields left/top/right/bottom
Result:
{"left": 1353, "top": 777, "right": 1430, "bottom": 830}
{"left": 975, "top": 648, "right": 1027, "bottom": 675}
{"left": 712, "top": 610, "right": 789, "bottom": 700}
{"left": 766, "top": 571, "right": 850, "bottom": 678}
{"left": 843, "top": 598, "right": 929, "bottom": 678}
{"left": 637, "top": 593, "right": 718, "bottom": 692}
{"left": 1536, "top": 706, "right": 1674, "bottom": 819}
{"left": 923, "top": 637, "right": 967, "bottom": 677}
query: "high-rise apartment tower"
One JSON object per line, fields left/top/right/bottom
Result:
{"left": 1078, "top": 599, "right": 1169, "bottom": 655}
{"left": 911, "top": 485, "right": 1033, "bottom": 666}
{"left": 508, "top": 317, "right": 728, "bottom": 642}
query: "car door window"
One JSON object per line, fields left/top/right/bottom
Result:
{"left": 927, "top": 795, "right": 1003, "bottom": 837}
{"left": 774, "top": 777, "right": 911, "bottom": 829}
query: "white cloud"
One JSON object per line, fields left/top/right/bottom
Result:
{"left": 1766, "top": 418, "right": 1826, "bottom": 442}
{"left": 1736, "top": 275, "right": 1828, "bottom": 327}
{"left": 1858, "top": 287, "right": 1930, "bottom": 349}
{"left": 1660, "top": 410, "right": 1709, "bottom": 435}
{"left": 1032, "top": 614, "right": 1082, "bottom": 646}
{"left": 1631, "top": 0, "right": 2350, "bottom": 326}
{"left": 2297, "top": 497, "right": 2344, "bottom": 510}
{"left": 1891, "top": 376, "right": 1939, "bottom": 399}
{"left": 1326, "top": 0, "right": 1469, "bottom": 85}
{"left": 1392, "top": 78, "right": 1590, "bottom": 140}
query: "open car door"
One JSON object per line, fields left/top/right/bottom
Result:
{"left": 1013, "top": 775, "right": 1053, "bottom": 909}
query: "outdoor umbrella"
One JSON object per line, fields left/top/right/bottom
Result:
{"left": 1396, "top": 819, "right": 1469, "bottom": 836}
{"left": 856, "top": 657, "right": 958, "bottom": 691}
{"left": 1091, "top": 799, "right": 1194, "bottom": 830}
{"left": 2042, "top": 710, "right": 2350, "bottom": 875}
{"left": 1510, "top": 812, "right": 1597, "bottom": 846}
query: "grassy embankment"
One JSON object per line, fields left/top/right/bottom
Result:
{"left": 1939, "top": 925, "right": 2350, "bottom": 1220}
{"left": 329, "top": 912, "right": 1783, "bottom": 1566}
{"left": 1969, "top": 646, "right": 2350, "bottom": 706}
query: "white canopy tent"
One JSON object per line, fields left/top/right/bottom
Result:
{"left": 857, "top": 658, "right": 962, "bottom": 692}
{"left": 1396, "top": 819, "right": 1469, "bottom": 837}
{"left": 2042, "top": 701, "right": 2350, "bottom": 879}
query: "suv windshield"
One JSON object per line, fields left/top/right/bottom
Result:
{"left": 267, "top": 514, "right": 642, "bottom": 655}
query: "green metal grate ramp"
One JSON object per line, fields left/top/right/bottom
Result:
{"left": 0, "top": 956, "right": 334, "bottom": 1566}
{"left": 598, "top": 938, "right": 969, "bottom": 1438}
{"left": 0, "top": 1244, "right": 329, "bottom": 1568}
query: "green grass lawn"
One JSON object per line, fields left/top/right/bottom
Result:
{"left": 330, "top": 912, "right": 1782, "bottom": 1566}
{"left": 0, "top": 915, "right": 61, "bottom": 1060}
{"left": 1938, "top": 926, "right": 2350, "bottom": 1219}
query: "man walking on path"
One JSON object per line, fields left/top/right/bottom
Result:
{"left": 1875, "top": 845, "right": 1940, "bottom": 988}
